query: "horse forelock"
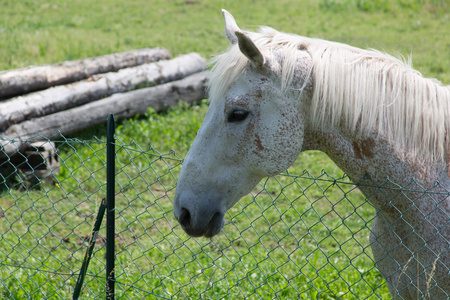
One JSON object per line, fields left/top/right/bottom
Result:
{"left": 208, "top": 26, "right": 450, "bottom": 163}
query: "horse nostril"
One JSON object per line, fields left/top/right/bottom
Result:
{"left": 179, "top": 208, "right": 191, "bottom": 230}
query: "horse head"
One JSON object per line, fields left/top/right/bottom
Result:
{"left": 173, "top": 10, "right": 313, "bottom": 237}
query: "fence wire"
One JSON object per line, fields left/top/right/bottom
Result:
{"left": 0, "top": 132, "right": 448, "bottom": 299}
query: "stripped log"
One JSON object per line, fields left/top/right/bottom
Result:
{"left": 0, "top": 53, "right": 206, "bottom": 131}
{"left": 0, "top": 48, "right": 171, "bottom": 99}
{"left": 0, "top": 71, "right": 209, "bottom": 156}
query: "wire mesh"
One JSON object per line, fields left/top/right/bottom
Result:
{"left": 0, "top": 133, "right": 108, "bottom": 299}
{"left": 1, "top": 132, "right": 448, "bottom": 299}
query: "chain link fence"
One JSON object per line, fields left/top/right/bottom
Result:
{"left": 1, "top": 118, "right": 447, "bottom": 299}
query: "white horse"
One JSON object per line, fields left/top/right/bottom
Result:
{"left": 174, "top": 10, "right": 450, "bottom": 299}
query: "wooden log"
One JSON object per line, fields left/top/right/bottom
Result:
{"left": 0, "top": 48, "right": 171, "bottom": 99}
{"left": 0, "top": 71, "right": 209, "bottom": 156}
{"left": 0, "top": 53, "right": 206, "bottom": 131}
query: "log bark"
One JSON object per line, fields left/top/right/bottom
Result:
{"left": 0, "top": 71, "right": 209, "bottom": 156}
{"left": 0, "top": 53, "right": 206, "bottom": 131}
{"left": 0, "top": 48, "right": 171, "bottom": 99}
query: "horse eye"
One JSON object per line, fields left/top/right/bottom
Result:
{"left": 228, "top": 110, "right": 249, "bottom": 123}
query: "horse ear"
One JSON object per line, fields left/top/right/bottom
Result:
{"left": 222, "top": 9, "right": 265, "bottom": 69}
{"left": 235, "top": 31, "right": 265, "bottom": 69}
{"left": 222, "top": 9, "right": 240, "bottom": 45}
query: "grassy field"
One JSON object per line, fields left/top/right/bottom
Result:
{"left": 1, "top": 0, "right": 448, "bottom": 83}
{"left": 0, "top": 0, "right": 449, "bottom": 299}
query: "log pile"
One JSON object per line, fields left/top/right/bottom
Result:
{"left": 0, "top": 48, "right": 171, "bottom": 99}
{"left": 0, "top": 48, "right": 209, "bottom": 156}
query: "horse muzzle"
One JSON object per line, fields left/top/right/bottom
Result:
{"left": 173, "top": 193, "right": 226, "bottom": 238}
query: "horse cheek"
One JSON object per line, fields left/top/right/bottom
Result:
{"left": 246, "top": 112, "right": 304, "bottom": 176}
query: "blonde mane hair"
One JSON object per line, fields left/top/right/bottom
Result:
{"left": 208, "top": 26, "right": 450, "bottom": 162}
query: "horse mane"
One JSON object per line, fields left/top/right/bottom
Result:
{"left": 208, "top": 26, "right": 450, "bottom": 162}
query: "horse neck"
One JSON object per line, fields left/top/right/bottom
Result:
{"left": 302, "top": 123, "right": 450, "bottom": 214}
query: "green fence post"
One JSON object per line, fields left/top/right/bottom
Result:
{"left": 106, "top": 114, "right": 116, "bottom": 300}
{"left": 73, "top": 198, "right": 107, "bottom": 300}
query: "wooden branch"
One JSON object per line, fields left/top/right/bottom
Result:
{"left": 0, "top": 71, "right": 209, "bottom": 156}
{"left": 0, "top": 53, "right": 206, "bottom": 131}
{"left": 0, "top": 48, "right": 171, "bottom": 99}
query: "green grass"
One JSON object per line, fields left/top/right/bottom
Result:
{"left": 0, "top": 0, "right": 449, "bottom": 299}
{"left": 0, "top": 0, "right": 448, "bottom": 83}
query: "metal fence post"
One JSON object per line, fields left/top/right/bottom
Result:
{"left": 72, "top": 198, "right": 107, "bottom": 300}
{"left": 106, "top": 114, "right": 116, "bottom": 300}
